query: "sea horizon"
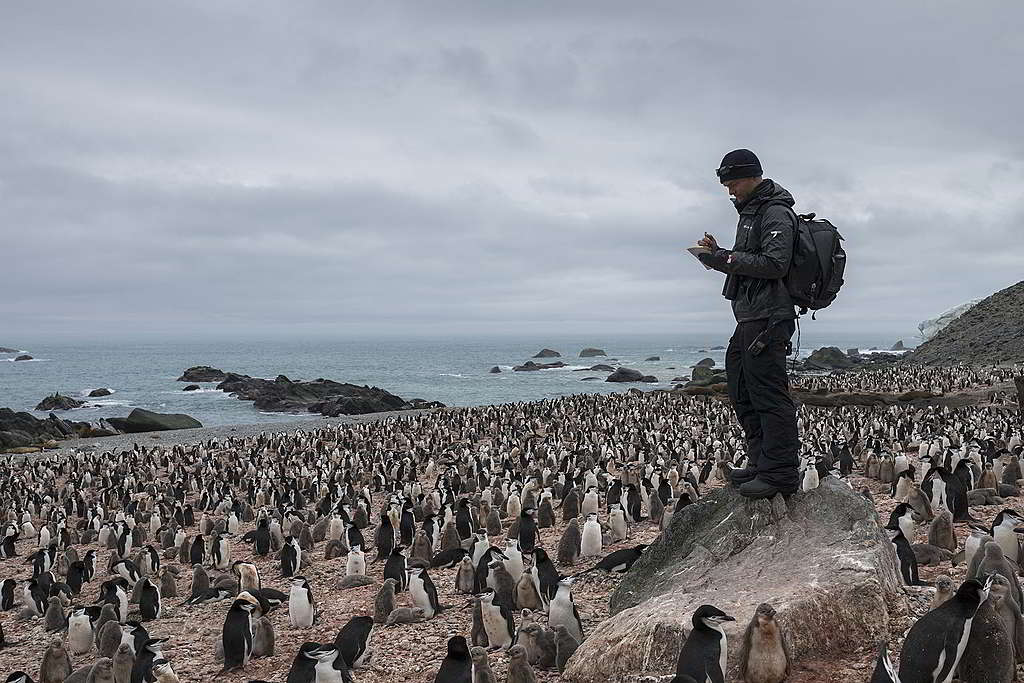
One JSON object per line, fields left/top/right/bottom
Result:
{"left": 1, "top": 330, "right": 920, "bottom": 428}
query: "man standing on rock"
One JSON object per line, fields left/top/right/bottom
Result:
{"left": 696, "top": 149, "right": 800, "bottom": 499}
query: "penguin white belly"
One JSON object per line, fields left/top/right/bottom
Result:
{"left": 67, "top": 616, "right": 93, "bottom": 654}
{"left": 482, "top": 607, "right": 512, "bottom": 648}
{"left": 314, "top": 659, "right": 344, "bottom": 683}
{"left": 898, "top": 516, "right": 915, "bottom": 543}
{"left": 581, "top": 524, "right": 602, "bottom": 558}
{"left": 994, "top": 527, "right": 1018, "bottom": 562}
{"left": 289, "top": 589, "right": 314, "bottom": 628}
{"left": 347, "top": 553, "right": 366, "bottom": 576}
{"left": 409, "top": 581, "right": 435, "bottom": 618}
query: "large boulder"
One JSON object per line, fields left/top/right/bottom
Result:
{"left": 803, "top": 346, "right": 854, "bottom": 370}
{"left": 695, "top": 357, "right": 715, "bottom": 368}
{"left": 14, "top": 355, "right": 32, "bottom": 361}
{"left": 0, "top": 408, "right": 92, "bottom": 450}
{"left": 88, "top": 388, "right": 112, "bottom": 397}
{"left": 214, "top": 372, "right": 423, "bottom": 416}
{"left": 563, "top": 479, "right": 906, "bottom": 683}
{"left": 106, "top": 409, "right": 202, "bottom": 433}
{"left": 0, "top": 346, "right": 18, "bottom": 353}
{"left": 606, "top": 368, "right": 657, "bottom": 383}
{"left": 513, "top": 361, "right": 567, "bottom": 372}
{"left": 890, "top": 340, "right": 905, "bottom": 351}
{"left": 35, "top": 393, "right": 85, "bottom": 411}
{"left": 533, "top": 348, "right": 561, "bottom": 358}
{"left": 580, "top": 348, "right": 607, "bottom": 357}
{"left": 645, "top": 356, "right": 660, "bottom": 361}
{"left": 489, "top": 366, "right": 501, "bottom": 374}
{"left": 177, "top": 366, "right": 227, "bottom": 382}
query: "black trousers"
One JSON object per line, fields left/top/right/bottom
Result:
{"left": 725, "top": 318, "right": 800, "bottom": 489}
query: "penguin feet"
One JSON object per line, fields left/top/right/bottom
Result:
{"left": 739, "top": 477, "right": 797, "bottom": 500}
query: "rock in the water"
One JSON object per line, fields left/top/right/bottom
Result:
{"left": 908, "top": 280, "right": 1024, "bottom": 365}
{"left": 106, "top": 409, "right": 202, "bottom": 433}
{"left": 0, "top": 346, "right": 19, "bottom": 353}
{"left": 562, "top": 479, "right": 905, "bottom": 682}
{"left": 183, "top": 385, "right": 201, "bottom": 392}
{"left": 606, "top": 368, "right": 657, "bottom": 383}
{"left": 589, "top": 364, "right": 614, "bottom": 372}
{"left": 890, "top": 340, "right": 905, "bottom": 351}
{"left": 579, "top": 348, "right": 607, "bottom": 357}
{"left": 803, "top": 347, "right": 855, "bottom": 370}
{"left": 514, "top": 361, "right": 567, "bottom": 372}
{"left": 695, "top": 358, "right": 715, "bottom": 368}
{"left": 846, "top": 348, "right": 860, "bottom": 357}
{"left": 0, "top": 408, "right": 95, "bottom": 450}
{"left": 214, "top": 372, "right": 424, "bottom": 416}
{"left": 177, "top": 366, "right": 227, "bottom": 382}
{"left": 533, "top": 349, "right": 561, "bottom": 358}
{"left": 88, "top": 388, "right": 112, "bottom": 397}
{"left": 14, "top": 355, "right": 32, "bottom": 361}
{"left": 645, "top": 356, "right": 660, "bottom": 362}
{"left": 35, "top": 393, "right": 85, "bottom": 411}
{"left": 489, "top": 366, "right": 502, "bottom": 374}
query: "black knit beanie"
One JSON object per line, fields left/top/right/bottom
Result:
{"left": 716, "top": 149, "right": 762, "bottom": 182}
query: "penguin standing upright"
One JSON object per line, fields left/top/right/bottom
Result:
{"left": 899, "top": 576, "right": 994, "bottom": 682}
{"left": 868, "top": 641, "right": 900, "bottom": 683}
{"left": 888, "top": 528, "right": 930, "bottom": 587}
{"left": 408, "top": 567, "right": 442, "bottom": 618}
{"left": 737, "top": 603, "right": 791, "bottom": 683}
{"left": 672, "top": 605, "right": 735, "bottom": 683}
{"left": 375, "top": 512, "right": 395, "bottom": 563}
{"left": 384, "top": 546, "right": 408, "bottom": 591}
{"left": 288, "top": 576, "right": 316, "bottom": 629}
{"left": 138, "top": 578, "right": 161, "bottom": 622}
{"left": 455, "top": 556, "right": 477, "bottom": 595}
{"left": 434, "top": 635, "right": 472, "bottom": 683}
{"left": 281, "top": 536, "right": 301, "bottom": 577}
{"left": 478, "top": 589, "right": 516, "bottom": 650}
{"left": 581, "top": 513, "right": 602, "bottom": 558}
{"left": 548, "top": 578, "right": 584, "bottom": 644}
{"left": 221, "top": 598, "right": 258, "bottom": 671}
{"left": 518, "top": 508, "right": 538, "bottom": 554}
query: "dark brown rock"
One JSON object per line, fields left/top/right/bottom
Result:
{"left": 533, "top": 349, "right": 561, "bottom": 358}
{"left": 14, "top": 355, "right": 32, "bottom": 361}
{"left": 514, "top": 361, "right": 567, "bottom": 372}
{"left": 35, "top": 393, "right": 85, "bottom": 411}
{"left": 606, "top": 368, "right": 657, "bottom": 383}
{"left": 579, "top": 348, "right": 607, "bottom": 357}
{"left": 88, "top": 388, "right": 112, "bottom": 397}
{"left": 215, "top": 372, "right": 422, "bottom": 415}
{"left": 105, "top": 409, "right": 202, "bottom": 433}
{"left": 177, "top": 366, "right": 227, "bottom": 382}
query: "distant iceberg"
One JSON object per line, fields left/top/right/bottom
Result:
{"left": 917, "top": 299, "right": 982, "bottom": 340}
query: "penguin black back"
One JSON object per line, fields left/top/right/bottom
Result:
{"left": 434, "top": 635, "right": 471, "bottom": 683}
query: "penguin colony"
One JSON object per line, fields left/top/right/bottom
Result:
{"left": 0, "top": 361, "right": 1018, "bottom": 682}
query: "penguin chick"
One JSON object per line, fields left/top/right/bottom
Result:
{"left": 469, "top": 646, "right": 497, "bottom": 683}
{"left": 386, "top": 607, "right": 426, "bottom": 625}
{"left": 931, "top": 575, "right": 955, "bottom": 611}
{"left": 374, "top": 578, "right": 398, "bottom": 624}
{"left": 737, "top": 603, "right": 791, "bottom": 683}
{"left": 556, "top": 519, "right": 581, "bottom": 566}
{"left": 39, "top": 638, "right": 73, "bottom": 683}
{"left": 506, "top": 644, "right": 537, "bottom": 683}
{"left": 252, "top": 616, "right": 275, "bottom": 658}
{"left": 552, "top": 624, "right": 579, "bottom": 674}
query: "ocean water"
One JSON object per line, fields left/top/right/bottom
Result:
{"left": 0, "top": 333, "right": 911, "bottom": 427}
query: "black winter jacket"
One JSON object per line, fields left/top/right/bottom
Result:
{"left": 701, "top": 179, "right": 797, "bottom": 323}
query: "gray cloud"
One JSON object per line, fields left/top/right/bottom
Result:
{"left": 0, "top": 1, "right": 1021, "bottom": 340}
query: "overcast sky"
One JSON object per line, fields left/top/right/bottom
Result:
{"left": 2, "top": 1, "right": 1021, "bottom": 340}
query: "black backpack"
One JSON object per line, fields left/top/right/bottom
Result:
{"left": 761, "top": 201, "right": 846, "bottom": 315}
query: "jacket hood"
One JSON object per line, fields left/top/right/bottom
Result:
{"left": 735, "top": 179, "right": 794, "bottom": 215}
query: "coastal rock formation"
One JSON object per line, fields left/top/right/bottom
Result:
{"left": 606, "top": 368, "right": 657, "bottom": 383}
{"left": 215, "top": 372, "right": 416, "bottom": 415}
{"left": 177, "top": 366, "right": 228, "bottom": 382}
{"left": 183, "top": 385, "right": 201, "bottom": 391}
{"left": 533, "top": 348, "right": 561, "bottom": 358}
{"left": 35, "top": 393, "right": 85, "bottom": 411}
{"left": 563, "top": 479, "right": 905, "bottom": 682}
{"left": 88, "top": 388, "right": 112, "bottom": 397}
{"left": 580, "top": 347, "right": 607, "bottom": 357}
{"left": 0, "top": 408, "right": 106, "bottom": 450}
{"left": 645, "top": 356, "right": 660, "bottom": 361}
{"left": 802, "top": 346, "right": 855, "bottom": 370}
{"left": 489, "top": 366, "right": 501, "bottom": 373}
{"left": 14, "top": 355, "right": 32, "bottom": 361}
{"left": 0, "top": 346, "right": 18, "bottom": 353}
{"left": 106, "top": 408, "right": 202, "bottom": 433}
{"left": 908, "top": 280, "right": 1024, "bottom": 365}
{"left": 695, "top": 357, "right": 715, "bottom": 368}
{"left": 890, "top": 340, "right": 906, "bottom": 351}
{"left": 513, "top": 361, "right": 567, "bottom": 372}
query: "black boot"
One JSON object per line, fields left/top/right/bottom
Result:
{"left": 739, "top": 477, "right": 797, "bottom": 499}
{"left": 728, "top": 467, "right": 758, "bottom": 487}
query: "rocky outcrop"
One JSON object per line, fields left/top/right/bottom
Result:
{"left": 0, "top": 408, "right": 111, "bottom": 451}
{"left": 513, "top": 361, "right": 567, "bottom": 372}
{"left": 533, "top": 349, "right": 561, "bottom": 358}
{"left": 802, "top": 347, "right": 855, "bottom": 370}
{"left": 183, "top": 385, "right": 201, "bottom": 391}
{"left": 908, "top": 280, "right": 1024, "bottom": 365}
{"left": 105, "top": 409, "right": 202, "bottom": 433}
{"left": 88, "top": 388, "right": 112, "bottom": 397}
{"left": 489, "top": 366, "right": 501, "bottom": 374}
{"left": 695, "top": 357, "right": 715, "bottom": 368}
{"left": 215, "top": 373, "right": 416, "bottom": 416}
{"left": 890, "top": 340, "right": 905, "bottom": 351}
{"left": 0, "top": 346, "right": 18, "bottom": 353}
{"left": 562, "top": 480, "right": 905, "bottom": 682}
{"left": 579, "top": 348, "right": 607, "bottom": 357}
{"left": 35, "top": 393, "right": 85, "bottom": 411}
{"left": 645, "top": 356, "right": 660, "bottom": 361}
{"left": 606, "top": 368, "right": 657, "bottom": 383}
{"left": 177, "top": 366, "right": 227, "bottom": 382}
{"left": 14, "top": 355, "right": 32, "bottom": 361}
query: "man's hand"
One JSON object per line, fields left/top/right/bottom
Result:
{"left": 698, "top": 232, "right": 719, "bottom": 251}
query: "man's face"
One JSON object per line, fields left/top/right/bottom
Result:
{"left": 722, "top": 176, "right": 761, "bottom": 203}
